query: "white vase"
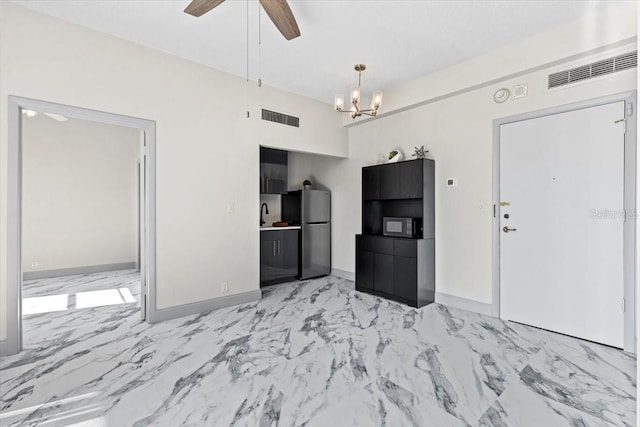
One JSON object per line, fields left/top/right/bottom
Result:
{"left": 388, "top": 152, "right": 403, "bottom": 163}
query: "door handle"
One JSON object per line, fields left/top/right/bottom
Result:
{"left": 273, "top": 241, "right": 276, "bottom": 256}
{"left": 278, "top": 240, "right": 281, "bottom": 255}
{"left": 503, "top": 226, "right": 517, "bottom": 233}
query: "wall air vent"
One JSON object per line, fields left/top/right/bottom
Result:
{"left": 548, "top": 51, "right": 637, "bottom": 89}
{"left": 261, "top": 109, "right": 300, "bottom": 128}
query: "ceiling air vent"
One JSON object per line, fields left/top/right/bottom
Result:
{"left": 261, "top": 109, "right": 299, "bottom": 128}
{"left": 548, "top": 50, "right": 637, "bottom": 89}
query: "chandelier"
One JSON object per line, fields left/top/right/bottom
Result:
{"left": 334, "top": 64, "right": 383, "bottom": 119}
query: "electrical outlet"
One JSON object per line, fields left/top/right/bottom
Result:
{"left": 221, "top": 282, "right": 229, "bottom": 293}
{"left": 226, "top": 203, "right": 234, "bottom": 213}
{"left": 31, "top": 261, "right": 39, "bottom": 270}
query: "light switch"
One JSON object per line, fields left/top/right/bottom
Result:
{"left": 226, "top": 203, "right": 234, "bottom": 213}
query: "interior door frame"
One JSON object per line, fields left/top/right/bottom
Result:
{"left": 492, "top": 91, "right": 637, "bottom": 353}
{"left": 2, "top": 96, "right": 157, "bottom": 356}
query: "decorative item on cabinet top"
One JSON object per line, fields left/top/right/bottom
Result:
{"left": 412, "top": 146, "right": 428, "bottom": 160}
{"left": 388, "top": 150, "right": 403, "bottom": 163}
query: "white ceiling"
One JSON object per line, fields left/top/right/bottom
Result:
{"left": 13, "top": 0, "right": 608, "bottom": 104}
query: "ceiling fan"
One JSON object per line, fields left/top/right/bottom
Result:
{"left": 184, "top": 0, "right": 301, "bottom": 41}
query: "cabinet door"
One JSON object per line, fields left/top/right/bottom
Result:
{"left": 393, "top": 256, "right": 417, "bottom": 302}
{"left": 356, "top": 250, "right": 374, "bottom": 290}
{"left": 374, "top": 253, "right": 394, "bottom": 295}
{"left": 260, "top": 231, "right": 282, "bottom": 282}
{"left": 260, "top": 147, "right": 288, "bottom": 194}
{"left": 362, "top": 166, "right": 380, "bottom": 200}
{"left": 281, "top": 230, "right": 299, "bottom": 278}
{"left": 380, "top": 163, "right": 400, "bottom": 200}
{"left": 400, "top": 160, "right": 423, "bottom": 199}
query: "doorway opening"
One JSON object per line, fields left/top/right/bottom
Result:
{"left": 3, "top": 97, "right": 157, "bottom": 356}
{"left": 492, "top": 91, "right": 637, "bottom": 353}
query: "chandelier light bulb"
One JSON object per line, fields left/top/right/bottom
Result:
{"left": 351, "top": 86, "right": 361, "bottom": 105}
{"left": 371, "top": 90, "right": 384, "bottom": 110}
{"left": 334, "top": 95, "right": 344, "bottom": 111}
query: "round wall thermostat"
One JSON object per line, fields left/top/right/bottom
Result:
{"left": 493, "top": 88, "right": 510, "bottom": 103}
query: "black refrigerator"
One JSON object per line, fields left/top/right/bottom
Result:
{"left": 282, "top": 189, "right": 331, "bottom": 279}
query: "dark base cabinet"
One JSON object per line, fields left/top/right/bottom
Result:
{"left": 260, "top": 229, "right": 299, "bottom": 286}
{"left": 356, "top": 235, "right": 434, "bottom": 308}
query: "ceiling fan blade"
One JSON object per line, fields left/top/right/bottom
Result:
{"left": 184, "top": 0, "right": 225, "bottom": 17}
{"left": 259, "top": 0, "right": 300, "bottom": 40}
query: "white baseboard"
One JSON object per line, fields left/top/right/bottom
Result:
{"left": 331, "top": 268, "right": 355, "bottom": 281}
{"left": 23, "top": 262, "right": 137, "bottom": 280}
{"left": 435, "top": 292, "right": 493, "bottom": 316}
{"left": 148, "top": 289, "right": 262, "bottom": 323}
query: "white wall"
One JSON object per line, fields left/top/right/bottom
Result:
{"left": 292, "top": 4, "right": 638, "bottom": 307}
{"left": 0, "top": 2, "right": 347, "bottom": 340}
{"left": 22, "top": 115, "right": 139, "bottom": 273}
{"left": 346, "top": 2, "right": 638, "bottom": 123}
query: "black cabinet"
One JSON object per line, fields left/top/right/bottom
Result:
{"left": 260, "top": 147, "right": 288, "bottom": 194}
{"left": 363, "top": 160, "right": 431, "bottom": 202}
{"left": 380, "top": 163, "right": 400, "bottom": 199}
{"left": 362, "top": 160, "right": 434, "bottom": 239}
{"left": 355, "top": 248, "right": 374, "bottom": 291}
{"left": 260, "top": 229, "right": 299, "bottom": 285}
{"left": 356, "top": 159, "right": 435, "bottom": 308}
{"left": 374, "top": 253, "right": 394, "bottom": 294}
{"left": 393, "top": 256, "right": 417, "bottom": 301}
{"left": 261, "top": 232, "right": 280, "bottom": 281}
{"left": 355, "top": 235, "right": 433, "bottom": 307}
{"left": 281, "top": 229, "right": 299, "bottom": 278}
{"left": 400, "top": 160, "right": 423, "bottom": 199}
{"left": 362, "top": 166, "right": 380, "bottom": 200}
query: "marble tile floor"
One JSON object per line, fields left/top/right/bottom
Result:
{"left": 0, "top": 271, "right": 636, "bottom": 426}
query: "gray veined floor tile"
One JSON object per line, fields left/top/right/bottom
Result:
{"left": 517, "top": 346, "right": 636, "bottom": 426}
{"left": 477, "top": 379, "right": 619, "bottom": 427}
{"left": 0, "top": 271, "right": 636, "bottom": 426}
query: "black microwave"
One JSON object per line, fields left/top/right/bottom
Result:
{"left": 382, "top": 217, "right": 422, "bottom": 238}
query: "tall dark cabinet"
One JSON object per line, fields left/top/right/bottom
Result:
{"left": 356, "top": 159, "right": 435, "bottom": 308}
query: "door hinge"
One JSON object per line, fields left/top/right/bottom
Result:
{"left": 493, "top": 203, "right": 497, "bottom": 218}
{"left": 626, "top": 102, "right": 633, "bottom": 117}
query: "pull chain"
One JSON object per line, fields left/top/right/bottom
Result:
{"left": 246, "top": 0, "right": 249, "bottom": 83}
{"left": 258, "top": 3, "right": 262, "bottom": 87}
{"left": 245, "top": 0, "right": 250, "bottom": 118}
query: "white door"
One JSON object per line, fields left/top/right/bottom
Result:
{"left": 500, "top": 101, "right": 626, "bottom": 348}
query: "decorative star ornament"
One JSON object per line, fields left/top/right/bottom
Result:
{"left": 412, "top": 145, "right": 428, "bottom": 159}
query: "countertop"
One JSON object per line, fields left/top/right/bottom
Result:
{"left": 260, "top": 225, "right": 301, "bottom": 231}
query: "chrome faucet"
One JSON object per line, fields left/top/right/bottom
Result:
{"left": 260, "top": 202, "right": 269, "bottom": 226}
